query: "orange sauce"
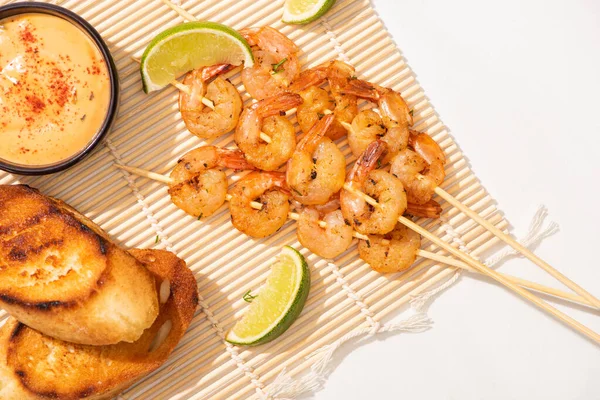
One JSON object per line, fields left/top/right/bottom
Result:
{"left": 0, "top": 13, "right": 111, "bottom": 165}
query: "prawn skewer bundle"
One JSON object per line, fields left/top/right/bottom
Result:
{"left": 126, "top": 6, "right": 600, "bottom": 343}
{"left": 116, "top": 162, "right": 593, "bottom": 310}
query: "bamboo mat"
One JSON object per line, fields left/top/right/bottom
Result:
{"left": 0, "top": 0, "right": 511, "bottom": 398}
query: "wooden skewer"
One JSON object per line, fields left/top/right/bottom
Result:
{"left": 343, "top": 182, "right": 600, "bottom": 343}
{"left": 114, "top": 164, "right": 592, "bottom": 308}
{"left": 417, "top": 250, "right": 591, "bottom": 306}
{"left": 434, "top": 186, "right": 600, "bottom": 310}
{"left": 159, "top": 0, "right": 197, "bottom": 22}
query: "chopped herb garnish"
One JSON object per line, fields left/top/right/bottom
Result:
{"left": 197, "top": 213, "right": 203, "bottom": 220}
{"left": 155, "top": 235, "right": 159, "bottom": 244}
{"left": 80, "top": 114, "right": 86, "bottom": 121}
{"left": 243, "top": 290, "right": 257, "bottom": 303}
{"left": 292, "top": 188, "right": 303, "bottom": 196}
{"left": 271, "top": 58, "right": 288, "bottom": 74}
{"left": 409, "top": 109, "right": 414, "bottom": 117}
{"left": 366, "top": 240, "right": 371, "bottom": 248}
{"left": 310, "top": 170, "right": 317, "bottom": 180}
{"left": 377, "top": 159, "right": 382, "bottom": 168}
{"left": 348, "top": 75, "right": 358, "bottom": 80}
{"left": 317, "top": 112, "right": 325, "bottom": 120}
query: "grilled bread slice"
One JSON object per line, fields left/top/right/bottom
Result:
{"left": 0, "top": 248, "right": 198, "bottom": 400}
{"left": 0, "top": 185, "right": 159, "bottom": 345}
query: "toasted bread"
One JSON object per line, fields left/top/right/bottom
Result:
{"left": 0, "top": 185, "right": 159, "bottom": 345}
{"left": 0, "top": 248, "right": 198, "bottom": 400}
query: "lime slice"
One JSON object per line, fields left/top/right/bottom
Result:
{"left": 140, "top": 21, "right": 254, "bottom": 93}
{"left": 226, "top": 246, "right": 310, "bottom": 346}
{"left": 282, "top": 0, "right": 336, "bottom": 25}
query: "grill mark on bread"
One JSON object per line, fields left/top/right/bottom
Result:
{"left": 0, "top": 293, "right": 73, "bottom": 310}
{"left": 78, "top": 386, "right": 96, "bottom": 398}
{"left": 9, "top": 323, "right": 25, "bottom": 341}
{"left": 7, "top": 238, "right": 64, "bottom": 262}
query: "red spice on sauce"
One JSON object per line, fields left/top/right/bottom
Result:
{"left": 19, "top": 26, "right": 37, "bottom": 44}
{"left": 25, "top": 95, "right": 45, "bottom": 113}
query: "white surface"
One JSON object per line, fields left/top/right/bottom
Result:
{"left": 314, "top": 0, "right": 600, "bottom": 399}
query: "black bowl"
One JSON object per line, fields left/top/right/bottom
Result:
{"left": 0, "top": 2, "right": 119, "bottom": 175}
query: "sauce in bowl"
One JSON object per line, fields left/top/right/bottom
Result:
{"left": 0, "top": 12, "right": 111, "bottom": 167}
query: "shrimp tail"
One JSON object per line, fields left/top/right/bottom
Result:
{"left": 297, "top": 113, "right": 335, "bottom": 151}
{"left": 201, "top": 64, "right": 235, "bottom": 81}
{"left": 289, "top": 68, "right": 328, "bottom": 92}
{"left": 348, "top": 140, "right": 387, "bottom": 182}
{"left": 239, "top": 26, "right": 299, "bottom": 54}
{"left": 409, "top": 131, "right": 446, "bottom": 165}
{"left": 255, "top": 93, "right": 303, "bottom": 118}
{"left": 216, "top": 148, "right": 257, "bottom": 171}
{"left": 265, "top": 171, "right": 291, "bottom": 195}
{"left": 238, "top": 27, "right": 260, "bottom": 45}
{"left": 406, "top": 200, "right": 442, "bottom": 219}
{"left": 340, "top": 78, "right": 382, "bottom": 101}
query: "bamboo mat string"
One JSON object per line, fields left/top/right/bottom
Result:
{"left": 105, "top": 139, "right": 173, "bottom": 250}
{"left": 328, "top": 262, "right": 381, "bottom": 332}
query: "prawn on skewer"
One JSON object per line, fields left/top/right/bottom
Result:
{"left": 342, "top": 79, "right": 413, "bottom": 164}
{"left": 340, "top": 140, "right": 407, "bottom": 235}
{"left": 286, "top": 113, "right": 346, "bottom": 205}
{"left": 229, "top": 171, "right": 291, "bottom": 238}
{"left": 179, "top": 65, "right": 242, "bottom": 139}
{"left": 358, "top": 224, "right": 421, "bottom": 274}
{"left": 390, "top": 131, "right": 446, "bottom": 205}
{"left": 240, "top": 26, "right": 301, "bottom": 100}
{"left": 234, "top": 93, "right": 303, "bottom": 171}
{"left": 291, "top": 60, "right": 358, "bottom": 140}
{"left": 168, "top": 146, "right": 256, "bottom": 219}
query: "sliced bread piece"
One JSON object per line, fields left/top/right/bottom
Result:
{"left": 0, "top": 248, "right": 198, "bottom": 400}
{"left": 0, "top": 185, "right": 159, "bottom": 345}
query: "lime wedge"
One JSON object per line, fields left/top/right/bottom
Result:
{"left": 282, "top": 0, "right": 336, "bottom": 25}
{"left": 226, "top": 246, "right": 310, "bottom": 346}
{"left": 140, "top": 21, "right": 254, "bottom": 93}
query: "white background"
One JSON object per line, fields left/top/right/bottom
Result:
{"left": 314, "top": 0, "right": 600, "bottom": 399}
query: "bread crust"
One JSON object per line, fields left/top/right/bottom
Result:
{"left": 0, "top": 249, "right": 198, "bottom": 400}
{"left": 0, "top": 185, "right": 159, "bottom": 345}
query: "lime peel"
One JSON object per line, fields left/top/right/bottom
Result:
{"left": 282, "top": 0, "right": 336, "bottom": 25}
{"left": 140, "top": 21, "right": 254, "bottom": 93}
{"left": 226, "top": 246, "right": 310, "bottom": 346}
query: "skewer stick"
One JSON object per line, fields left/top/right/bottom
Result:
{"left": 116, "top": 164, "right": 174, "bottom": 185}
{"left": 159, "top": 0, "right": 197, "bottom": 22}
{"left": 343, "top": 182, "right": 600, "bottom": 343}
{"left": 115, "top": 164, "right": 591, "bottom": 308}
{"left": 341, "top": 121, "right": 353, "bottom": 132}
{"left": 417, "top": 250, "right": 590, "bottom": 306}
{"left": 434, "top": 186, "right": 600, "bottom": 310}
